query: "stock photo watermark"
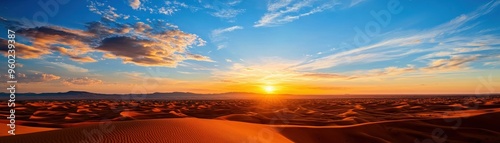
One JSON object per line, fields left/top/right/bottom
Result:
{"left": 4, "top": 0, "right": 68, "bottom": 136}
{"left": 5, "top": 29, "right": 17, "bottom": 136}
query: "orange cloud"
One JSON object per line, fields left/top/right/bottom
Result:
{"left": 7, "top": 72, "right": 61, "bottom": 83}
{"left": 4, "top": 19, "right": 211, "bottom": 67}
{"left": 0, "top": 38, "right": 50, "bottom": 59}
{"left": 62, "top": 77, "right": 103, "bottom": 85}
{"left": 423, "top": 55, "right": 478, "bottom": 72}
{"left": 16, "top": 26, "right": 97, "bottom": 62}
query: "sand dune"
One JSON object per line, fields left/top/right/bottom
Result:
{"left": 1, "top": 96, "right": 499, "bottom": 142}
{"left": 276, "top": 111, "right": 500, "bottom": 143}
{"left": 0, "top": 125, "right": 58, "bottom": 137}
{"left": 1, "top": 111, "right": 499, "bottom": 143}
{"left": 0, "top": 118, "right": 293, "bottom": 143}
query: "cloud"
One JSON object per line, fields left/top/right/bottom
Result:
{"left": 201, "top": 0, "right": 245, "bottom": 19}
{"left": 267, "top": 0, "right": 293, "bottom": 11}
{"left": 484, "top": 62, "right": 499, "bottom": 66}
{"left": 211, "top": 57, "right": 421, "bottom": 87}
{"left": 368, "top": 64, "right": 417, "bottom": 76}
{"left": 129, "top": 0, "right": 141, "bottom": 9}
{"left": 416, "top": 45, "right": 492, "bottom": 61}
{"left": 217, "top": 44, "right": 227, "bottom": 50}
{"left": 212, "top": 26, "right": 243, "bottom": 36}
{"left": 303, "top": 64, "right": 417, "bottom": 80}
{"left": 294, "top": 1, "right": 500, "bottom": 70}
{"left": 255, "top": 0, "right": 337, "bottom": 27}
{"left": 349, "top": 0, "right": 365, "bottom": 8}
{"left": 211, "top": 9, "right": 245, "bottom": 19}
{"left": 49, "top": 62, "right": 89, "bottom": 73}
{"left": 227, "top": 0, "right": 242, "bottom": 6}
{"left": 0, "top": 38, "right": 50, "bottom": 59}
{"left": 88, "top": 2, "right": 129, "bottom": 21}
{"left": 211, "top": 57, "right": 307, "bottom": 84}
{"left": 14, "top": 26, "right": 97, "bottom": 62}
{"left": 301, "top": 73, "right": 355, "bottom": 79}
{"left": 62, "top": 77, "right": 103, "bottom": 85}
{"left": 185, "top": 53, "right": 214, "bottom": 62}
{"left": 3, "top": 18, "right": 211, "bottom": 67}
{"left": 155, "top": 1, "right": 190, "bottom": 15}
{"left": 158, "top": 7, "right": 175, "bottom": 15}
{"left": 51, "top": 47, "right": 97, "bottom": 62}
{"left": 96, "top": 29, "right": 210, "bottom": 67}
{"left": 11, "top": 72, "right": 61, "bottom": 83}
{"left": 422, "top": 55, "right": 479, "bottom": 72}
{"left": 126, "top": 0, "right": 190, "bottom": 16}
{"left": 211, "top": 26, "right": 243, "bottom": 50}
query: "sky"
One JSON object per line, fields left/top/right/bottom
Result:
{"left": 0, "top": 0, "right": 499, "bottom": 95}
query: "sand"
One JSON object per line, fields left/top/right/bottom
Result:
{"left": 0, "top": 96, "right": 499, "bottom": 142}
{"left": 0, "top": 125, "right": 58, "bottom": 137}
{"left": 0, "top": 118, "right": 293, "bottom": 143}
{"left": 0, "top": 111, "right": 499, "bottom": 143}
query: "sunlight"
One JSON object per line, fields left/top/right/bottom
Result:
{"left": 263, "top": 85, "right": 276, "bottom": 94}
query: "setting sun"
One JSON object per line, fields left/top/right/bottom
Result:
{"left": 263, "top": 85, "right": 276, "bottom": 94}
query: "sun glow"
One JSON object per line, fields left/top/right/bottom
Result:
{"left": 263, "top": 85, "right": 276, "bottom": 94}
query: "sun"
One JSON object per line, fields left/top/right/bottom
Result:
{"left": 262, "top": 85, "right": 276, "bottom": 94}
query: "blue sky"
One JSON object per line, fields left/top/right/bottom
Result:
{"left": 0, "top": 0, "right": 499, "bottom": 94}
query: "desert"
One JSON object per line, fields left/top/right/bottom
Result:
{"left": 1, "top": 0, "right": 500, "bottom": 143}
{"left": 0, "top": 94, "right": 499, "bottom": 143}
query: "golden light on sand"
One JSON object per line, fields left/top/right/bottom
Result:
{"left": 263, "top": 85, "right": 276, "bottom": 94}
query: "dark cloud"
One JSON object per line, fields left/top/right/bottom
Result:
{"left": 96, "top": 34, "right": 211, "bottom": 67}
{"left": 51, "top": 47, "right": 97, "bottom": 62}
{"left": 15, "top": 26, "right": 97, "bottom": 62}
{"left": 1, "top": 17, "right": 211, "bottom": 67}
{"left": 0, "top": 38, "right": 50, "bottom": 58}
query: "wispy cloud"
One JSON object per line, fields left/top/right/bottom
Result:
{"left": 212, "top": 26, "right": 243, "bottom": 36}
{"left": 211, "top": 9, "right": 245, "bottom": 19}
{"left": 201, "top": 0, "right": 245, "bottom": 20}
{"left": 255, "top": 0, "right": 338, "bottom": 27}
{"left": 49, "top": 62, "right": 89, "bottom": 73}
{"left": 349, "top": 0, "right": 366, "bottom": 8}
{"left": 422, "top": 55, "right": 479, "bottom": 72}
{"left": 211, "top": 26, "right": 243, "bottom": 50}
{"left": 294, "top": 1, "right": 500, "bottom": 71}
{"left": 267, "top": 0, "right": 292, "bottom": 11}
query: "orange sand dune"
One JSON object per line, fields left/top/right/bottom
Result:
{"left": 0, "top": 118, "right": 293, "bottom": 143}
{"left": 1, "top": 111, "right": 499, "bottom": 143}
{"left": 0, "top": 125, "right": 58, "bottom": 137}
